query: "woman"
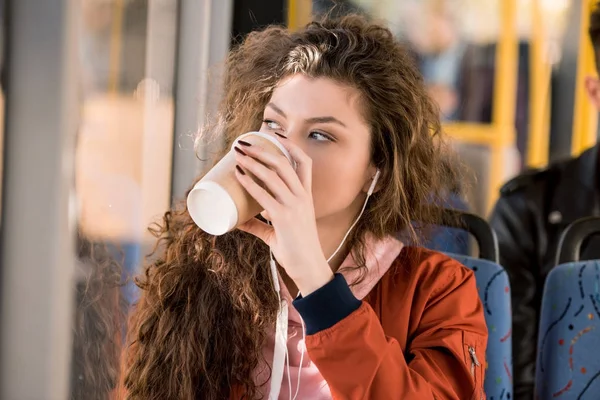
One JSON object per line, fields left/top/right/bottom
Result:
{"left": 123, "top": 14, "right": 487, "bottom": 400}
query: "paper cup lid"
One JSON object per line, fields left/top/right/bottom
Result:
{"left": 187, "top": 181, "right": 238, "bottom": 236}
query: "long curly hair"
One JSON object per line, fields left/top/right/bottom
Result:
{"left": 123, "top": 14, "right": 461, "bottom": 400}
{"left": 70, "top": 232, "right": 126, "bottom": 400}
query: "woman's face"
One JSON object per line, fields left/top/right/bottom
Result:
{"left": 259, "top": 74, "right": 376, "bottom": 225}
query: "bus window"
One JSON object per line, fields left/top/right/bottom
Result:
{"left": 312, "top": 0, "right": 572, "bottom": 216}
{"left": 72, "top": 1, "right": 178, "bottom": 398}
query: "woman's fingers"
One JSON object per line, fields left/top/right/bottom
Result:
{"left": 272, "top": 136, "right": 313, "bottom": 192}
{"left": 235, "top": 165, "right": 283, "bottom": 213}
{"left": 234, "top": 149, "right": 295, "bottom": 204}
{"left": 235, "top": 141, "right": 305, "bottom": 196}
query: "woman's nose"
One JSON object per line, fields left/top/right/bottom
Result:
{"left": 281, "top": 126, "right": 302, "bottom": 143}
{"left": 280, "top": 128, "right": 307, "bottom": 151}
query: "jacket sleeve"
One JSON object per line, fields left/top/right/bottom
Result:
{"left": 293, "top": 263, "right": 487, "bottom": 400}
{"left": 489, "top": 194, "right": 538, "bottom": 399}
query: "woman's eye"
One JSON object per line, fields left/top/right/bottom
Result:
{"left": 263, "top": 119, "right": 281, "bottom": 130}
{"left": 309, "top": 131, "right": 332, "bottom": 142}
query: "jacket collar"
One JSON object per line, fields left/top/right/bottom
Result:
{"left": 548, "top": 145, "right": 599, "bottom": 226}
{"left": 279, "top": 235, "right": 404, "bottom": 324}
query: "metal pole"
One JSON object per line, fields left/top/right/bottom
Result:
{"left": 171, "top": 0, "right": 233, "bottom": 202}
{"left": 0, "top": 0, "right": 78, "bottom": 398}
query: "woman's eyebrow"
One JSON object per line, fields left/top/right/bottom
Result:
{"left": 267, "top": 102, "right": 346, "bottom": 127}
{"left": 266, "top": 102, "right": 286, "bottom": 118}
{"left": 305, "top": 116, "right": 346, "bottom": 127}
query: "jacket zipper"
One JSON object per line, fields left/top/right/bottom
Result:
{"left": 468, "top": 346, "right": 481, "bottom": 376}
{"left": 468, "top": 346, "right": 483, "bottom": 399}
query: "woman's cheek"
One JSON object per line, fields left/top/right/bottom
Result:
{"left": 312, "top": 170, "right": 346, "bottom": 216}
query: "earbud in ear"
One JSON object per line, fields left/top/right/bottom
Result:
{"left": 367, "top": 169, "right": 381, "bottom": 196}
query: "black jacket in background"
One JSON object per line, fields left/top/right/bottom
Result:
{"left": 490, "top": 145, "right": 600, "bottom": 400}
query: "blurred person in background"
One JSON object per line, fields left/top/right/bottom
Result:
{"left": 120, "top": 15, "right": 487, "bottom": 400}
{"left": 490, "top": 2, "right": 600, "bottom": 398}
{"left": 404, "top": 0, "right": 466, "bottom": 121}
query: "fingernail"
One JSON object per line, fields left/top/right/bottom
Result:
{"left": 236, "top": 165, "right": 245, "bottom": 175}
{"left": 237, "top": 140, "right": 252, "bottom": 147}
{"left": 234, "top": 146, "right": 247, "bottom": 156}
{"left": 274, "top": 132, "right": 287, "bottom": 139}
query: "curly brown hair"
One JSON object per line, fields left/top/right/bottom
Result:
{"left": 70, "top": 232, "right": 126, "bottom": 400}
{"left": 123, "top": 14, "right": 460, "bottom": 400}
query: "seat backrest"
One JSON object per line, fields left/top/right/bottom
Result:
{"left": 556, "top": 216, "right": 600, "bottom": 265}
{"left": 437, "top": 208, "right": 499, "bottom": 263}
{"left": 536, "top": 217, "right": 600, "bottom": 399}
{"left": 424, "top": 195, "right": 471, "bottom": 255}
{"left": 447, "top": 253, "right": 513, "bottom": 400}
{"left": 535, "top": 260, "right": 600, "bottom": 399}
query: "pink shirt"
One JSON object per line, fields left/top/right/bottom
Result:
{"left": 256, "top": 236, "right": 404, "bottom": 399}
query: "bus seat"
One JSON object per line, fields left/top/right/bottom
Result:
{"left": 448, "top": 253, "right": 513, "bottom": 400}
{"left": 535, "top": 217, "right": 600, "bottom": 399}
{"left": 424, "top": 193, "right": 471, "bottom": 255}
{"left": 440, "top": 209, "right": 513, "bottom": 399}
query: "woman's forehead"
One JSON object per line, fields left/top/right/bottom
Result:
{"left": 269, "top": 74, "right": 366, "bottom": 121}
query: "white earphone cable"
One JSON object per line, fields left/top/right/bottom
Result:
{"left": 269, "top": 170, "right": 379, "bottom": 398}
{"left": 326, "top": 170, "right": 380, "bottom": 263}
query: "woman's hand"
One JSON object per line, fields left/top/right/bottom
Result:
{"left": 233, "top": 136, "right": 333, "bottom": 295}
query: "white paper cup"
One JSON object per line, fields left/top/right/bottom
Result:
{"left": 187, "top": 132, "right": 294, "bottom": 235}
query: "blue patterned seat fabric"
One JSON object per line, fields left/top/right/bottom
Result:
{"left": 535, "top": 260, "right": 600, "bottom": 400}
{"left": 423, "top": 193, "right": 471, "bottom": 256}
{"left": 447, "top": 253, "right": 513, "bottom": 400}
